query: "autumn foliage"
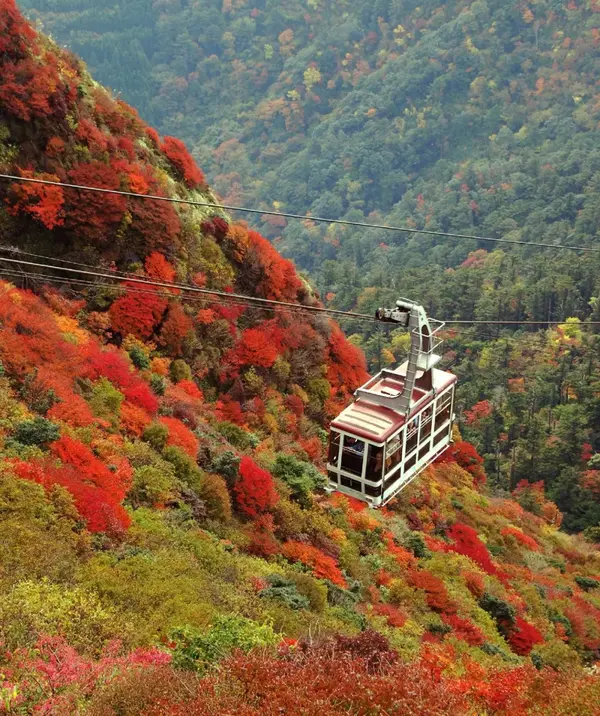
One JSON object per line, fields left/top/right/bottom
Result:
{"left": 282, "top": 541, "right": 347, "bottom": 588}
{"left": 234, "top": 456, "right": 278, "bottom": 518}
{"left": 160, "top": 136, "right": 205, "bottom": 188}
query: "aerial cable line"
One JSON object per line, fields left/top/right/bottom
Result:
{"left": 1, "top": 257, "right": 599, "bottom": 328}
{"left": 0, "top": 173, "right": 598, "bottom": 254}
{"left": 0, "top": 253, "right": 373, "bottom": 321}
{"left": 0, "top": 267, "right": 585, "bottom": 337}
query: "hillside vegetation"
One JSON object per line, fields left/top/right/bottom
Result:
{"left": 16, "top": 0, "right": 600, "bottom": 534}
{"left": 1, "top": 1, "right": 600, "bottom": 712}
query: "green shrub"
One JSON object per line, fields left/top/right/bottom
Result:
{"left": 129, "top": 346, "right": 151, "bottom": 370}
{"left": 217, "top": 422, "right": 258, "bottom": 450}
{"left": 479, "top": 592, "right": 516, "bottom": 626}
{"left": 209, "top": 450, "right": 240, "bottom": 487}
{"left": 169, "top": 614, "right": 279, "bottom": 671}
{"left": 259, "top": 574, "right": 310, "bottom": 610}
{"left": 0, "top": 476, "right": 82, "bottom": 589}
{"left": 149, "top": 373, "right": 166, "bottom": 396}
{"left": 0, "top": 579, "right": 128, "bottom": 655}
{"left": 90, "top": 378, "right": 123, "bottom": 421}
{"left": 583, "top": 525, "right": 600, "bottom": 544}
{"left": 170, "top": 359, "right": 192, "bottom": 383}
{"left": 162, "top": 446, "right": 203, "bottom": 492}
{"left": 129, "top": 466, "right": 176, "bottom": 508}
{"left": 291, "top": 572, "right": 328, "bottom": 612}
{"left": 574, "top": 576, "right": 600, "bottom": 592}
{"left": 143, "top": 421, "right": 169, "bottom": 452}
{"left": 12, "top": 417, "right": 60, "bottom": 447}
{"left": 270, "top": 454, "right": 326, "bottom": 508}
{"left": 405, "top": 532, "right": 430, "bottom": 559}
{"left": 197, "top": 473, "right": 232, "bottom": 521}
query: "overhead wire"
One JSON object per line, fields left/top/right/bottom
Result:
{"left": 0, "top": 172, "right": 598, "bottom": 254}
{"left": 1, "top": 259, "right": 599, "bottom": 330}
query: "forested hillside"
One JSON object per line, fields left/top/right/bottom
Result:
{"left": 19, "top": 0, "right": 600, "bottom": 307}
{"left": 16, "top": 0, "right": 600, "bottom": 533}
{"left": 1, "top": 1, "right": 600, "bottom": 710}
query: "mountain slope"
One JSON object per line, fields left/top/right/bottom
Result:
{"left": 1, "top": 2, "right": 600, "bottom": 712}
{"left": 18, "top": 0, "right": 600, "bottom": 309}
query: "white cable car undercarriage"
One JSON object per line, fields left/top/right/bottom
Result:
{"left": 327, "top": 299, "right": 456, "bottom": 507}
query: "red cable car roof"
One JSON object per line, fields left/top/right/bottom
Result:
{"left": 331, "top": 369, "right": 456, "bottom": 443}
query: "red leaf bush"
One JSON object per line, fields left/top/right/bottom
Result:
{"left": 282, "top": 541, "right": 347, "bottom": 587}
{"left": 234, "top": 456, "right": 278, "bottom": 518}
{"left": 507, "top": 617, "right": 544, "bottom": 656}
{"left": 160, "top": 136, "right": 205, "bottom": 188}
{"left": 159, "top": 417, "right": 199, "bottom": 458}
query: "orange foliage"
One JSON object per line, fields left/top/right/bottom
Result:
{"left": 326, "top": 324, "right": 369, "bottom": 394}
{"left": 158, "top": 304, "right": 193, "bottom": 356}
{"left": 159, "top": 417, "right": 199, "bottom": 458}
{"left": 6, "top": 170, "right": 65, "bottom": 229}
{"left": 501, "top": 526, "right": 540, "bottom": 551}
{"left": 145, "top": 252, "right": 177, "bottom": 284}
{"left": 47, "top": 395, "right": 95, "bottom": 428}
{"left": 282, "top": 541, "right": 347, "bottom": 587}
{"left": 65, "top": 162, "right": 127, "bottom": 244}
{"left": 120, "top": 402, "right": 152, "bottom": 437}
{"left": 408, "top": 568, "right": 457, "bottom": 614}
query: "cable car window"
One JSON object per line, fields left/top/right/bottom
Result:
{"left": 406, "top": 416, "right": 419, "bottom": 455}
{"left": 328, "top": 470, "right": 338, "bottom": 484}
{"left": 435, "top": 391, "right": 453, "bottom": 428}
{"left": 433, "top": 427, "right": 449, "bottom": 446}
{"left": 328, "top": 431, "right": 341, "bottom": 466}
{"left": 365, "top": 482, "right": 382, "bottom": 498}
{"left": 341, "top": 436, "right": 365, "bottom": 477}
{"left": 420, "top": 407, "right": 433, "bottom": 442}
{"left": 365, "top": 445, "right": 384, "bottom": 483}
{"left": 341, "top": 475, "right": 362, "bottom": 492}
{"left": 385, "top": 430, "right": 403, "bottom": 474}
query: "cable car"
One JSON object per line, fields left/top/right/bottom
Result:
{"left": 327, "top": 299, "right": 456, "bottom": 507}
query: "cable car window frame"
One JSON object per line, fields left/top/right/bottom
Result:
{"left": 328, "top": 430, "right": 341, "bottom": 466}
{"left": 365, "top": 444, "right": 384, "bottom": 483}
{"left": 340, "top": 435, "right": 366, "bottom": 477}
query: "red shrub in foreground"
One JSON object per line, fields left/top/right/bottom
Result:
{"left": 109, "top": 283, "right": 168, "bottom": 341}
{"left": 158, "top": 303, "right": 193, "bottom": 356}
{"left": 326, "top": 324, "right": 369, "bottom": 396}
{"left": 501, "top": 526, "right": 540, "bottom": 551}
{"left": 282, "top": 541, "right": 347, "bottom": 588}
{"left": 159, "top": 417, "right": 199, "bottom": 458}
{"left": 47, "top": 394, "right": 95, "bottom": 428}
{"left": 447, "top": 523, "right": 505, "bottom": 580}
{"left": 442, "top": 614, "right": 486, "bottom": 646}
{"left": 234, "top": 456, "right": 278, "bottom": 519}
{"left": 0, "top": 0, "right": 37, "bottom": 58}
{"left": 160, "top": 136, "right": 205, "bottom": 188}
{"left": 230, "top": 326, "right": 281, "bottom": 368}
{"left": 408, "top": 569, "right": 457, "bottom": 614}
{"left": 507, "top": 616, "right": 544, "bottom": 655}
{"left": 65, "top": 162, "right": 127, "bottom": 244}
{"left": 373, "top": 603, "right": 408, "bottom": 628}
{"left": 6, "top": 170, "right": 65, "bottom": 229}
{"left": 13, "top": 451, "right": 131, "bottom": 534}
{"left": 145, "top": 251, "right": 177, "bottom": 284}
{"left": 120, "top": 402, "right": 152, "bottom": 437}
{"left": 124, "top": 384, "right": 159, "bottom": 415}
{"left": 462, "top": 570, "right": 486, "bottom": 600}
